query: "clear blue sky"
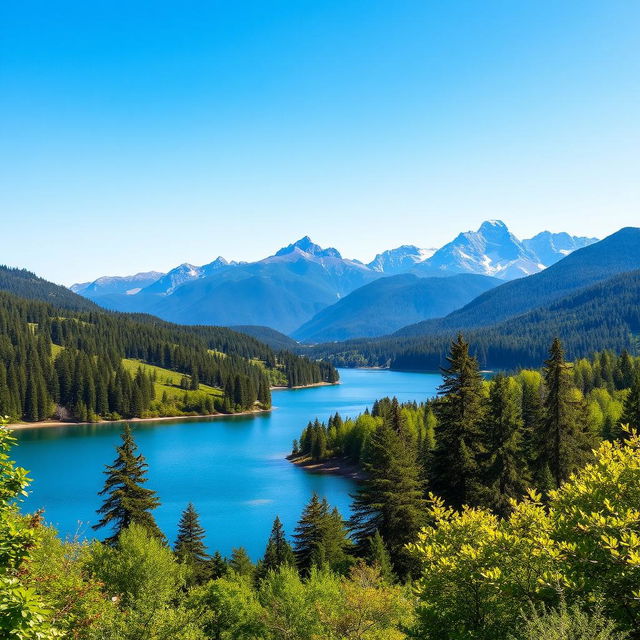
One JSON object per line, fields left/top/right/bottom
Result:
{"left": 1, "top": 1, "right": 638, "bottom": 284}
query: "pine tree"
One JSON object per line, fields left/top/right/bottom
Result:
{"left": 229, "top": 547, "right": 254, "bottom": 578}
{"left": 350, "top": 419, "right": 426, "bottom": 578}
{"left": 537, "top": 338, "right": 592, "bottom": 488}
{"left": 621, "top": 373, "right": 640, "bottom": 433}
{"left": 262, "top": 516, "right": 295, "bottom": 574}
{"left": 482, "top": 374, "right": 529, "bottom": 515}
{"left": 208, "top": 551, "right": 228, "bottom": 579}
{"left": 174, "top": 503, "right": 209, "bottom": 583}
{"left": 93, "top": 424, "right": 163, "bottom": 544}
{"left": 367, "top": 530, "right": 395, "bottom": 583}
{"left": 294, "top": 493, "right": 351, "bottom": 576}
{"left": 431, "top": 334, "right": 486, "bottom": 509}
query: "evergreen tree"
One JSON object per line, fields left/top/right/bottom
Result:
{"left": 228, "top": 547, "right": 255, "bottom": 578}
{"left": 482, "top": 374, "right": 529, "bottom": 515}
{"left": 262, "top": 516, "right": 295, "bottom": 574}
{"left": 621, "top": 373, "right": 640, "bottom": 434}
{"left": 350, "top": 419, "right": 426, "bottom": 578}
{"left": 366, "top": 530, "right": 395, "bottom": 583}
{"left": 294, "top": 493, "right": 351, "bottom": 576}
{"left": 174, "top": 503, "right": 209, "bottom": 583}
{"left": 537, "top": 338, "right": 592, "bottom": 488}
{"left": 431, "top": 334, "right": 486, "bottom": 509}
{"left": 207, "top": 551, "right": 229, "bottom": 579}
{"left": 93, "top": 424, "right": 163, "bottom": 544}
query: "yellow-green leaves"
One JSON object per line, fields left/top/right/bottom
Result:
{"left": 409, "top": 429, "right": 640, "bottom": 638}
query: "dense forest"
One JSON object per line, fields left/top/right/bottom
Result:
{"left": 0, "top": 267, "right": 338, "bottom": 422}
{"left": 303, "top": 268, "right": 640, "bottom": 370}
{"left": 3, "top": 337, "right": 640, "bottom": 638}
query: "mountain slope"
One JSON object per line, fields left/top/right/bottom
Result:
{"left": 413, "top": 220, "right": 541, "bottom": 279}
{"left": 230, "top": 325, "right": 300, "bottom": 351}
{"left": 0, "top": 265, "right": 99, "bottom": 311}
{"left": 71, "top": 271, "right": 164, "bottom": 297}
{"left": 304, "top": 267, "right": 640, "bottom": 371}
{"left": 69, "top": 225, "right": 600, "bottom": 334}
{"left": 396, "top": 227, "right": 640, "bottom": 337}
{"left": 367, "top": 245, "right": 436, "bottom": 274}
{"left": 522, "top": 232, "right": 598, "bottom": 267}
{"left": 91, "top": 237, "right": 378, "bottom": 333}
{"left": 293, "top": 273, "right": 500, "bottom": 343}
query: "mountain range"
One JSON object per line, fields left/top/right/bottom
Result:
{"left": 70, "top": 221, "right": 597, "bottom": 336}
{"left": 305, "top": 226, "right": 640, "bottom": 370}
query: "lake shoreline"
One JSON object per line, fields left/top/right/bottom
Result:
{"left": 4, "top": 407, "right": 271, "bottom": 431}
{"left": 287, "top": 454, "right": 366, "bottom": 481}
{"left": 4, "top": 380, "right": 339, "bottom": 431}
{"left": 272, "top": 381, "right": 339, "bottom": 391}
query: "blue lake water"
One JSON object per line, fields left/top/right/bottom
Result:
{"left": 13, "top": 368, "right": 442, "bottom": 558}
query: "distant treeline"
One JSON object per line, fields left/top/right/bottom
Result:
{"left": 303, "top": 269, "right": 640, "bottom": 370}
{"left": 0, "top": 287, "right": 337, "bottom": 422}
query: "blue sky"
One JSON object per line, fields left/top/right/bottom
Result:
{"left": 1, "top": 1, "right": 639, "bottom": 284}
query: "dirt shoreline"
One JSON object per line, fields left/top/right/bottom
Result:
{"left": 3, "top": 380, "right": 339, "bottom": 431}
{"left": 287, "top": 454, "right": 366, "bottom": 481}
{"left": 272, "top": 381, "right": 339, "bottom": 391}
{"left": 4, "top": 408, "right": 271, "bottom": 431}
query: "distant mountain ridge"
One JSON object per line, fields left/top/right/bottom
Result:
{"left": 395, "top": 227, "right": 640, "bottom": 337}
{"left": 293, "top": 273, "right": 500, "bottom": 343}
{"left": 69, "top": 221, "right": 598, "bottom": 334}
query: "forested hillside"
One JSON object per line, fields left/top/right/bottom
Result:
{"left": 0, "top": 279, "right": 337, "bottom": 423}
{"left": 0, "top": 265, "right": 99, "bottom": 311}
{"left": 305, "top": 268, "right": 640, "bottom": 370}
{"left": 396, "top": 226, "right": 640, "bottom": 337}
{"left": 230, "top": 325, "right": 300, "bottom": 350}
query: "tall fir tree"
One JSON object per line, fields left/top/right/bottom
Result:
{"left": 621, "top": 373, "right": 640, "bottom": 434}
{"left": 174, "top": 503, "right": 209, "bottom": 583}
{"left": 481, "top": 374, "right": 529, "bottom": 515}
{"left": 431, "top": 334, "right": 486, "bottom": 509}
{"left": 207, "top": 551, "right": 229, "bottom": 579}
{"left": 536, "top": 338, "right": 592, "bottom": 488}
{"left": 294, "top": 493, "right": 351, "bottom": 576}
{"left": 93, "top": 424, "right": 163, "bottom": 544}
{"left": 262, "top": 516, "right": 295, "bottom": 574}
{"left": 228, "top": 547, "right": 255, "bottom": 578}
{"left": 350, "top": 417, "right": 426, "bottom": 578}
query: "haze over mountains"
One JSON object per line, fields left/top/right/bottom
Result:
{"left": 71, "top": 220, "right": 597, "bottom": 336}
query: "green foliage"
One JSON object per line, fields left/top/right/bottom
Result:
{"left": 0, "top": 419, "right": 59, "bottom": 639}
{"left": 187, "top": 574, "right": 263, "bottom": 639}
{"left": 350, "top": 414, "right": 426, "bottom": 577}
{"left": 294, "top": 493, "right": 351, "bottom": 576}
{"left": 261, "top": 516, "right": 295, "bottom": 576}
{"left": 537, "top": 338, "right": 593, "bottom": 487}
{"left": 228, "top": 547, "right": 255, "bottom": 579}
{"left": 409, "top": 430, "right": 640, "bottom": 638}
{"left": 87, "top": 524, "right": 200, "bottom": 639}
{"left": 510, "top": 602, "right": 629, "bottom": 640}
{"left": 175, "top": 503, "right": 210, "bottom": 585}
{"left": 93, "top": 425, "right": 163, "bottom": 544}
{"left": 257, "top": 563, "right": 413, "bottom": 640}
{"left": 431, "top": 334, "right": 486, "bottom": 509}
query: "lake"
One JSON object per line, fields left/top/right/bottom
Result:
{"left": 13, "top": 368, "right": 442, "bottom": 558}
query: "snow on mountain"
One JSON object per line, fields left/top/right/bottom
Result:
{"left": 415, "top": 220, "right": 541, "bottom": 279}
{"left": 367, "top": 245, "right": 437, "bottom": 274}
{"left": 522, "top": 231, "right": 599, "bottom": 267}
{"left": 70, "top": 271, "right": 164, "bottom": 297}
